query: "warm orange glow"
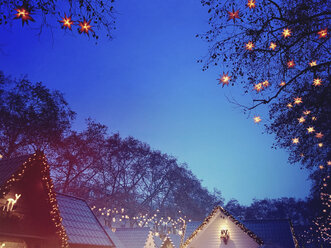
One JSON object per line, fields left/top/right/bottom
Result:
{"left": 253, "top": 116, "right": 262, "bottom": 123}
{"left": 287, "top": 103, "right": 293, "bottom": 108}
{"left": 287, "top": 60, "right": 295, "bottom": 68}
{"left": 300, "top": 153, "right": 304, "bottom": 157}
{"left": 228, "top": 10, "right": 240, "bottom": 22}
{"left": 15, "top": 7, "right": 33, "bottom": 24}
{"left": 315, "top": 132, "right": 323, "bottom": 139}
{"left": 282, "top": 28, "right": 291, "bottom": 38}
{"left": 269, "top": 42, "right": 277, "bottom": 50}
{"left": 303, "top": 110, "right": 311, "bottom": 115}
{"left": 298, "top": 117, "right": 305, "bottom": 123}
{"left": 247, "top": 0, "right": 256, "bottom": 9}
{"left": 262, "top": 80, "right": 269, "bottom": 88}
{"left": 293, "top": 97, "right": 302, "bottom": 105}
{"left": 79, "top": 19, "right": 92, "bottom": 34}
{"left": 254, "top": 83, "right": 263, "bottom": 92}
{"left": 318, "top": 143, "right": 323, "bottom": 148}
{"left": 279, "top": 81, "right": 286, "bottom": 86}
{"left": 219, "top": 72, "right": 231, "bottom": 86}
{"left": 292, "top": 137, "right": 299, "bottom": 144}
{"left": 313, "top": 78, "right": 322, "bottom": 86}
{"left": 307, "top": 126, "right": 315, "bottom": 133}
{"left": 319, "top": 165, "right": 324, "bottom": 170}
{"left": 246, "top": 41, "right": 254, "bottom": 50}
{"left": 309, "top": 60, "right": 317, "bottom": 67}
{"left": 312, "top": 116, "right": 317, "bottom": 121}
{"left": 60, "top": 14, "right": 74, "bottom": 29}
{"left": 327, "top": 161, "right": 331, "bottom": 166}
{"left": 318, "top": 28, "right": 327, "bottom": 38}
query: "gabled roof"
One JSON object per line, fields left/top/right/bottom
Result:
{"left": 114, "top": 227, "right": 153, "bottom": 248}
{"left": 104, "top": 227, "right": 126, "bottom": 248}
{"left": 182, "top": 206, "right": 264, "bottom": 247}
{"left": 0, "top": 154, "right": 30, "bottom": 186}
{"left": 242, "top": 219, "right": 298, "bottom": 248}
{"left": 57, "top": 193, "right": 115, "bottom": 247}
{"left": 0, "top": 153, "right": 69, "bottom": 248}
{"left": 183, "top": 221, "right": 201, "bottom": 242}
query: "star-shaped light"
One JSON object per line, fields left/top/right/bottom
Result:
{"left": 309, "top": 60, "right": 317, "bottom": 67}
{"left": 79, "top": 18, "right": 92, "bottom": 34}
{"left": 303, "top": 110, "right": 311, "bottom": 115}
{"left": 312, "top": 116, "right": 317, "bottom": 121}
{"left": 287, "top": 103, "right": 293, "bottom": 108}
{"left": 307, "top": 126, "right": 315, "bottom": 133}
{"left": 313, "top": 78, "right": 322, "bottom": 86}
{"left": 319, "top": 165, "right": 324, "bottom": 170}
{"left": 287, "top": 60, "right": 295, "bottom": 68}
{"left": 15, "top": 6, "right": 34, "bottom": 25}
{"left": 247, "top": 0, "right": 256, "bottom": 9}
{"left": 279, "top": 81, "right": 286, "bottom": 86}
{"left": 254, "top": 83, "right": 263, "bottom": 92}
{"left": 298, "top": 116, "right": 305, "bottom": 123}
{"left": 318, "top": 143, "right": 323, "bottom": 148}
{"left": 246, "top": 41, "right": 254, "bottom": 50}
{"left": 327, "top": 161, "right": 331, "bottom": 166}
{"left": 269, "top": 42, "right": 277, "bottom": 50}
{"left": 293, "top": 97, "right": 302, "bottom": 105}
{"left": 262, "top": 80, "right": 269, "bottom": 88}
{"left": 253, "top": 116, "right": 262, "bottom": 123}
{"left": 218, "top": 72, "right": 231, "bottom": 86}
{"left": 318, "top": 28, "right": 327, "bottom": 39}
{"left": 228, "top": 9, "right": 240, "bottom": 23}
{"left": 292, "top": 137, "right": 299, "bottom": 144}
{"left": 59, "top": 14, "right": 74, "bottom": 29}
{"left": 315, "top": 132, "right": 323, "bottom": 139}
{"left": 282, "top": 28, "right": 291, "bottom": 38}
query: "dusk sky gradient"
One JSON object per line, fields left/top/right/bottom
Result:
{"left": 0, "top": 0, "right": 311, "bottom": 205}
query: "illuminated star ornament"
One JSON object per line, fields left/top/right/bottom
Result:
{"left": 287, "top": 60, "right": 295, "bottom": 68}
{"left": 246, "top": 41, "right": 254, "bottom": 50}
{"left": 282, "top": 28, "right": 291, "bottom": 38}
{"left": 303, "top": 110, "right": 311, "bottom": 115}
{"left": 298, "top": 116, "right": 305, "bottom": 123}
{"left": 293, "top": 97, "right": 302, "bottom": 105}
{"left": 253, "top": 116, "right": 262, "bottom": 123}
{"left": 14, "top": 5, "right": 34, "bottom": 25}
{"left": 254, "top": 83, "right": 263, "bottom": 92}
{"left": 315, "top": 132, "right": 324, "bottom": 139}
{"left": 218, "top": 72, "right": 231, "bottom": 86}
{"left": 309, "top": 60, "right": 317, "bottom": 67}
{"left": 287, "top": 103, "right": 293, "bottom": 108}
{"left": 307, "top": 126, "right": 315, "bottom": 133}
{"left": 269, "top": 42, "right": 277, "bottom": 50}
{"left": 313, "top": 78, "right": 322, "bottom": 87}
{"left": 228, "top": 9, "right": 240, "bottom": 23}
{"left": 292, "top": 137, "right": 299, "bottom": 144}
{"left": 247, "top": 0, "right": 256, "bottom": 9}
{"left": 279, "top": 81, "right": 286, "bottom": 87}
{"left": 262, "top": 80, "right": 269, "bottom": 88}
{"left": 317, "top": 28, "right": 327, "bottom": 39}
{"left": 79, "top": 18, "right": 93, "bottom": 34}
{"left": 59, "top": 14, "right": 74, "bottom": 30}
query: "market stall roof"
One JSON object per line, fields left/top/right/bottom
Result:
{"left": 242, "top": 219, "right": 298, "bottom": 248}
{"left": 57, "top": 193, "right": 115, "bottom": 247}
{"left": 113, "top": 227, "right": 152, "bottom": 248}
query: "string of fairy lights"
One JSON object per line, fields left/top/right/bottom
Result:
{"left": 217, "top": 0, "right": 330, "bottom": 244}
{"left": 91, "top": 206, "right": 189, "bottom": 237}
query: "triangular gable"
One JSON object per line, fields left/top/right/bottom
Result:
{"left": 182, "top": 206, "right": 263, "bottom": 248}
{"left": 113, "top": 227, "right": 156, "bottom": 248}
{"left": 160, "top": 236, "right": 175, "bottom": 248}
{"left": 0, "top": 152, "right": 69, "bottom": 248}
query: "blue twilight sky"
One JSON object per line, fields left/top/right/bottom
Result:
{"left": 0, "top": 0, "right": 311, "bottom": 205}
